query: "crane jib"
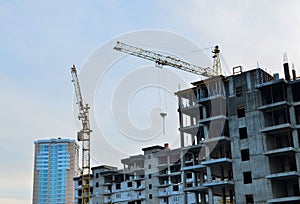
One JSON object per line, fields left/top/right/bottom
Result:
{"left": 113, "top": 41, "right": 218, "bottom": 77}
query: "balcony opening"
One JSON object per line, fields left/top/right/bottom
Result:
{"left": 171, "top": 175, "right": 181, "bottom": 184}
{"left": 198, "top": 85, "right": 209, "bottom": 99}
{"left": 237, "top": 106, "right": 245, "bottom": 118}
{"left": 116, "top": 183, "right": 121, "bottom": 190}
{"left": 266, "top": 130, "right": 294, "bottom": 150}
{"left": 170, "top": 164, "right": 180, "bottom": 173}
{"left": 196, "top": 127, "right": 205, "bottom": 143}
{"left": 115, "top": 174, "right": 124, "bottom": 183}
{"left": 136, "top": 180, "right": 141, "bottom": 188}
{"left": 269, "top": 154, "right": 297, "bottom": 174}
{"left": 210, "top": 142, "right": 231, "bottom": 159}
{"left": 261, "top": 83, "right": 287, "bottom": 105}
{"left": 173, "top": 185, "right": 179, "bottom": 191}
{"left": 159, "top": 177, "right": 168, "bottom": 185}
{"left": 159, "top": 168, "right": 167, "bottom": 175}
{"left": 292, "top": 82, "right": 300, "bottom": 102}
{"left": 295, "top": 106, "right": 300, "bottom": 124}
{"left": 271, "top": 179, "right": 300, "bottom": 198}
{"left": 187, "top": 183, "right": 193, "bottom": 188}
{"left": 184, "top": 153, "right": 193, "bottom": 167}
{"left": 187, "top": 172, "right": 193, "bottom": 179}
{"left": 222, "top": 121, "right": 230, "bottom": 137}
{"left": 263, "top": 107, "right": 290, "bottom": 127}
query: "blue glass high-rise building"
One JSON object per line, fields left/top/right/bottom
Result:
{"left": 32, "top": 138, "right": 79, "bottom": 204}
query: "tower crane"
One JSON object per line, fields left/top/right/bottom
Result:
{"left": 71, "top": 65, "right": 91, "bottom": 204}
{"left": 114, "top": 41, "right": 222, "bottom": 204}
{"left": 113, "top": 41, "right": 221, "bottom": 77}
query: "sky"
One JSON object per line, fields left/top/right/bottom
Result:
{"left": 1, "top": 1, "right": 300, "bottom": 203}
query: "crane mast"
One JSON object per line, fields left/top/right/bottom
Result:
{"left": 71, "top": 65, "right": 91, "bottom": 204}
{"left": 113, "top": 41, "right": 219, "bottom": 77}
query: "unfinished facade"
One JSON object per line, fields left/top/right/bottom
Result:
{"left": 176, "top": 67, "right": 300, "bottom": 203}
{"left": 74, "top": 67, "right": 300, "bottom": 204}
{"left": 74, "top": 145, "right": 196, "bottom": 204}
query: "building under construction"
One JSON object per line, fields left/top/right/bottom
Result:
{"left": 74, "top": 63, "right": 300, "bottom": 204}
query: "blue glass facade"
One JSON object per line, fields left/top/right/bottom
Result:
{"left": 33, "top": 138, "right": 78, "bottom": 204}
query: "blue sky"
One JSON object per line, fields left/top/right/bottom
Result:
{"left": 1, "top": 1, "right": 300, "bottom": 203}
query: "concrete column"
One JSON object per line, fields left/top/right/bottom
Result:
{"left": 246, "top": 72, "right": 252, "bottom": 91}
{"left": 201, "top": 192, "right": 206, "bottom": 204}
{"left": 222, "top": 187, "right": 226, "bottom": 204}
{"left": 195, "top": 192, "right": 199, "bottom": 204}
{"left": 205, "top": 145, "right": 211, "bottom": 160}
{"left": 196, "top": 87, "right": 200, "bottom": 101}
{"left": 189, "top": 93, "right": 193, "bottom": 107}
{"left": 181, "top": 151, "right": 188, "bottom": 204}
{"left": 229, "top": 190, "right": 234, "bottom": 204}
{"left": 178, "top": 96, "right": 185, "bottom": 148}
{"left": 228, "top": 77, "right": 234, "bottom": 96}
{"left": 133, "top": 162, "right": 137, "bottom": 179}
{"left": 221, "top": 166, "right": 224, "bottom": 181}
{"left": 203, "top": 105, "right": 207, "bottom": 119}
{"left": 296, "top": 153, "right": 300, "bottom": 176}
{"left": 167, "top": 156, "right": 171, "bottom": 184}
{"left": 206, "top": 166, "right": 212, "bottom": 183}
{"left": 208, "top": 188, "right": 214, "bottom": 204}
{"left": 194, "top": 171, "right": 198, "bottom": 187}
{"left": 123, "top": 164, "right": 126, "bottom": 181}
{"left": 181, "top": 132, "right": 185, "bottom": 148}
{"left": 292, "top": 130, "right": 299, "bottom": 148}
{"left": 286, "top": 85, "right": 293, "bottom": 103}
{"left": 289, "top": 106, "right": 296, "bottom": 125}
{"left": 204, "top": 126, "right": 209, "bottom": 140}
{"left": 199, "top": 171, "right": 204, "bottom": 185}
{"left": 289, "top": 99, "right": 300, "bottom": 179}
{"left": 261, "top": 133, "right": 268, "bottom": 151}
{"left": 298, "top": 176, "right": 300, "bottom": 191}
